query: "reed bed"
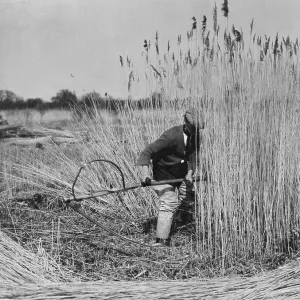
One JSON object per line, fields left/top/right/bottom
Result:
{"left": 121, "top": 3, "right": 300, "bottom": 270}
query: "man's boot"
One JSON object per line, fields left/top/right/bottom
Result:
{"left": 154, "top": 211, "right": 173, "bottom": 246}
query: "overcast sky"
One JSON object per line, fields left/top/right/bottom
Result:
{"left": 0, "top": 0, "right": 299, "bottom": 101}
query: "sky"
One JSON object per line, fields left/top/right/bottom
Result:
{"left": 0, "top": 0, "right": 299, "bottom": 101}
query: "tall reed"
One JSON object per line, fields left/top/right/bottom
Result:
{"left": 132, "top": 3, "right": 300, "bottom": 269}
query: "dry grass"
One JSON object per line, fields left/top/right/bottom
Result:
{"left": 0, "top": 230, "right": 73, "bottom": 284}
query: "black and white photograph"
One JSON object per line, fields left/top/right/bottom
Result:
{"left": 1, "top": 0, "right": 300, "bottom": 298}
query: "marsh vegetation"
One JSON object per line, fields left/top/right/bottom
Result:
{"left": 1, "top": 2, "right": 300, "bottom": 299}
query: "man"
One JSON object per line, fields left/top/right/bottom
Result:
{"left": 136, "top": 108, "right": 205, "bottom": 246}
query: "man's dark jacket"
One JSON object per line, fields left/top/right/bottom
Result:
{"left": 136, "top": 125, "right": 198, "bottom": 181}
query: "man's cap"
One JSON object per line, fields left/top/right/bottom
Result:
{"left": 184, "top": 108, "right": 205, "bottom": 131}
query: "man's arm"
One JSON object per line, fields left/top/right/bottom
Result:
{"left": 136, "top": 132, "right": 172, "bottom": 166}
{"left": 136, "top": 131, "right": 172, "bottom": 185}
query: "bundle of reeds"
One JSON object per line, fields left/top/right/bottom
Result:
{"left": 0, "top": 260, "right": 299, "bottom": 299}
{"left": 0, "top": 230, "right": 71, "bottom": 284}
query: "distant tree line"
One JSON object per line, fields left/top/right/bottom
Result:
{"left": 0, "top": 89, "right": 162, "bottom": 111}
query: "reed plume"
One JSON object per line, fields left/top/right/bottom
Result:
{"left": 127, "top": 71, "right": 134, "bottom": 92}
{"left": 264, "top": 35, "right": 270, "bottom": 55}
{"left": 213, "top": 3, "right": 218, "bottom": 34}
{"left": 202, "top": 15, "right": 207, "bottom": 37}
{"left": 155, "top": 31, "right": 159, "bottom": 55}
{"left": 192, "top": 16, "right": 197, "bottom": 30}
{"left": 250, "top": 18, "right": 254, "bottom": 36}
{"left": 221, "top": 0, "right": 229, "bottom": 18}
{"left": 273, "top": 33, "right": 279, "bottom": 58}
{"left": 119, "top": 56, "right": 123, "bottom": 67}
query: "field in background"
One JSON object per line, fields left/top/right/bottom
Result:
{"left": 0, "top": 109, "right": 72, "bottom": 128}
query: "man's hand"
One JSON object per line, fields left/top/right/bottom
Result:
{"left": 185, "top": 170, "right": 193, "bottom": 185}
{"left": 141, "top": 177, "right": 152, "bottom": 187}
{"left": 139, "top": 165, "right": 152, "bottom": 187}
